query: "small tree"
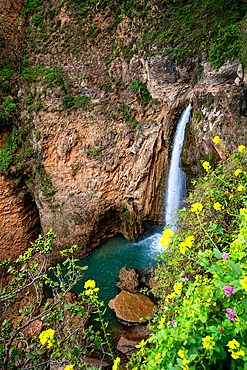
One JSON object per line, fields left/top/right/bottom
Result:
{"left": 0, "top": 230, "right": 111, "bottom": 369}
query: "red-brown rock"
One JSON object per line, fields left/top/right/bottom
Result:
{"left": 108, "top": 290, "right": 155, "bottom": 326}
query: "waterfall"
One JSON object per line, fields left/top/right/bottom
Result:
{"left": 165, "top": 104, "right": 191, "bottom": 231}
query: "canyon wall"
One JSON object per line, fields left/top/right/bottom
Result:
{"left": 0, "top": 0, "right": 246, "bottom": 260}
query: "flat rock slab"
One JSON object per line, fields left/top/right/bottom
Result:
{"left": 108, "top": 290, "right": 155, "bottom": 326}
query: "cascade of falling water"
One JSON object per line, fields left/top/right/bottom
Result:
{"left": 165, "top": 104, "right": 191, "bottom": 231}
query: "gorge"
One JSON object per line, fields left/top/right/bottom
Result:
{"left": 0, "top": 0, "right": 247, "bottom": 264}
{"left": 1, "top": 0, "right": 247, "bottom": 368}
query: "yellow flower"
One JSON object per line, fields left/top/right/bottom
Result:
{"left": 185, "top": 235, "right": 194, "bottom": 248}
{"left": 174, "top": 282, "right": 183, "bottom": 295}
{"left": 204, "top": 249, "right": 212, "bottom": 253}
{"left": 84, "top": 280, "right": 100, "bottom": 295}
{"left": 158, "top": 316, "right": 166, "bottom": 329}
{"left": 182, "top": 358, "right": 190, "bottom": 366}
{"left": 178, "top": 349, "right": 185, "bottom": 358}
{"left": 238, "top": 145, "right": 246, "bottom": 152}
{"left": 160, "top": 229, "right": 174, "bottom": 248}
{"left": 237, "top": 349, "right": 245, "bottom": 357}
{"left": 84, "top": 280, "right": 96, "bottom": 289}
{"left": 179, "top": 242, "right": 187, "bottom": 254}
{"left": 234, "top": 169, "right": 242, "bottom": 176}
{"left": 64, "top": 366, "right": 73, "bottom": 370}
{"left": 240, "top": 208, "right": 247, "bottom": 215}
{"left": 227, "top": 339, "right": 240, "bottom": 350}
{"left": 191, "top": 203, "right": 203, "bottom": 214}
{"left": 39, "top": 329, "right": 55, "bottom": 348}
{"left": 213, "top": 202, "right": 224, "bottom": 211}
{"left": 113, "top": 357, "right": 121, "bottom": 370}
{"left": 238, "top": 185, "right": 244, "bottom": 191}
{"left": 240, "top": 276, "right": 247, "bottom": 291}
{"left": 202, "top": 336, "right": 215, "bottom": 350}
{"left": 202, "top": 161, "right": 211, "bottom": 172}
{"left": 166, "top": 292, "right": 176, "bottom": 300}
{"left": 213, "top": 136, "right": 221, "bottom": 144}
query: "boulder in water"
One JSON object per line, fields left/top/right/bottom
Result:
{"left": 116, "top": 267, "right": 140, "bottom": 293}
{"left": 108, "top": 290, "right": 155, "bottom": 326}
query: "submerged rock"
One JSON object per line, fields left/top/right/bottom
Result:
{"left": 108, "top": 290, "right": 155, "bottom": 326}
{"left": 116, "top": 267, "right": 140, "bottom": 293}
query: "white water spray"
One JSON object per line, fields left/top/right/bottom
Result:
{"left": 165, "top": 104, "right": 191, "bottom": 231}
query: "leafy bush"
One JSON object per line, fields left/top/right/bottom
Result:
{"left": 0, "top": 230, "right": 115, "bottom": 369}
{"left": 129, "top": 141, "right": 247, "bottom": 369}
{"left": 62, "top": 94, "right": 74, "bottom": 108}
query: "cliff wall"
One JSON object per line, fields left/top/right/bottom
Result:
{"left": 0, "top": 0, "right": 246, "bottom": 259}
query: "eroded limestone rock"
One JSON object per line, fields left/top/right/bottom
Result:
{"left": 117, "top": 267, "right": 140, "bottom": 293}
{"left": 108, "top": 290, "right": 155, "bottom": 326}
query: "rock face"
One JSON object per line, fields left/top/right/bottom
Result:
{"left": 0, "top": 175, "right": 40, "bottom": 261}
{"left": 108, "top": 290, "right": 155, "bottom": 326}
{"left": 1, "top": 0, "right": 247, "bottom": 261}
{"left": 117, "top": 336, "right": 139, "bottom": 356}
{"left": 117, "top": 267, "right": 140, "bottom": 293}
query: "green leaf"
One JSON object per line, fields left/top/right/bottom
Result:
{"left": 227, "top": 260, "right": 241, "bottom": 276}
{"left": 64, "top": 303, "right": 72, "bottom": 310}
{"left": 37, "top": 348, "right": 46, "bottom": 355}
{"left": 213, "top": 248, "right": 222, "bottom": 259}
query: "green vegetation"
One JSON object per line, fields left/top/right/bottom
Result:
{"left": 130, "top": 81, "right": 152, "bottom": 105}
{"left": 128, "top": 143, "right": 247, "bottom": 369}
{"left": 0, "top": 230, "right": 115, "bottom": 369}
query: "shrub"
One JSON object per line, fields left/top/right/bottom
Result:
{"left": 0, "top": 230, "right": 115, "bottom": 369}
{"left": 62, "top": 94, "right": 74, "bottom": 108}
{"left": 129, "top": 141, "right": 247, "bottom": 369}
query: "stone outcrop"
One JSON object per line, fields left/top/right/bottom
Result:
{"left": 117, "top": 267, "right": 140, "bottom": 293}
{"left": 0, "top": 175, "right": 40, "bottom": 261}
{"left": 0, "top": 0, "right": 246, "bottom": 261}
{"left": 108, "top": 290, "right": 155, "bottom": 326}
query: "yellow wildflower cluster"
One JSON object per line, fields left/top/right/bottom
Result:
{"left": 227, "top": 339, "right": 245, "bottom": 359}
{"left": 166, "top": 292, "right": 176, "bottom": 301}
{"left": 191, "top": 202, "right": 203, "bottom": 214}
{"left": 213, "top": 202, "right": 224, "bottom": 211}
{"left": 64, "top": 366, "right": 73, "bottom": 370}
{"left": 238, "top": 185, "right": 244, "bottom": 192}
{"left": 182, "top": 357, "right": 190, "bottom": 370}
{"left": 112, "top": 357, "right": 121, "bottom": 370}
{"left": 158, "top": 316, "right": 166, "bottom": 329}
{"left": 213, "top": 136, "right": 221, "bottom": 144}
{"left": 84, "top": 279, "right": 100, "bottom": 296}
{"left": 240, "top": 276, "right": 247, "bottom": 291}
{"left": 202, "top": 335, "right": 215, "bottom": 350}
{"left": 178, "top": 349, "right": 185, "bottom": 358}
{"left": 179, "top": 235, "right": 194, "bottom": 254}
{"left": 160, "top": 229, "right": 174, "bottom": 248}
{"left": 202, "top": 161, "right": 211, "bottom": 172}
{"left": 240, "top": 208, "right": 247, "bottom": 221}
{"left": 174, "top": 282, "right": 183, "bottom": 295}
{"left": 234, "top": 169, "right": 242, "bottom": 176}
{"left": 39, "top": 329, "right": 55, "bottom": 348}
{"left": 238, "top": 145, "right": 246, "bottom": 152}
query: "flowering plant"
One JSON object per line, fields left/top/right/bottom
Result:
{"left": 129, "top": 143, "right": 247, "bottom": 369}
